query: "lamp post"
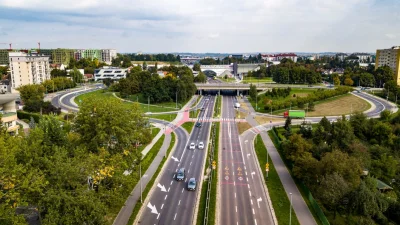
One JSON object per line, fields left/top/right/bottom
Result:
{"left": 289, "top": 192, "right": 293, "bottom": 225}
{"left": 148, "top": 96, "right": 150, "bottom": 113}
{"left": 176, "top": 91, "right": 178, "bottom": 109}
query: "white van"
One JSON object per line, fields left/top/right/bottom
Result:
{"left": 234, "top": 103, "right": 241, "bottom": 108}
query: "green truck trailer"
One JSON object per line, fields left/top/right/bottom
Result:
{"left": 283, "top": 110, "right": 305, "bottom": 118}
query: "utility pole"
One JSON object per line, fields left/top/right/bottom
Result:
{"left": 148, "top": 96, "right": 150, "bottom": 112}
{"left": 176, "top": 91, "right": 178, "bottom": 109}
{"left": 289, "top": 193, "right": 293, "bottom": 225}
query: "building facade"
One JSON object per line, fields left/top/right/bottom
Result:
{"left": 94, "top": 67, "right": 127, "bottom": 81}
{"left": 9, "top": 52, "right": 51, "bottom": 90}
{"left": 101, "top": 49, "right": 117, "bottom": 64}
{"left": 375, "top": 46, "right": 400, "bottom": 85}
{"left": 0, "top": 93, "right": 19, "bottom": 134}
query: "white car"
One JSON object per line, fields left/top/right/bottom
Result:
{"left": 189, "top": 142, "right": 196, "bottom": 150}
{"left": 198, "top": 142, "right": 204, "bottom": 150}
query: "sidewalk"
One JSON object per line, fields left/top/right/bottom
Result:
{"left": 244, "top": 99, "right": 317, "bottom": 225}
{"left": 113, "top": 133, "right": 171, "bottom": 225}
{"left": 141, "top": 128, "right": 163, "bottom": 156}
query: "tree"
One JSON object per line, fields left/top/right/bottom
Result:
{"left": 142, "top": 61, "right": 148, "bottom": 70}
{"left": 380, "top": 110, "right": 391, "bottom": 121}
{"left": 333, "top": 74, "right": 341, "bottom": 86}
{"left": 316, "top": 172, "right": 352, "bottom": 218}
{"left": 102, "top": 78, "right": 114, "bottom": 87}
{"left": 29, "top": 117, "right": 36, "bottom": 129}
{"left": 74, "top": 97, "right": 151, "bottom": 154}
{"left": 359, "top": 73, "right": 375, "bottom": 87}
{"left": 194, "top": 72, "right": 207, "bottom": 83}
{"left": 282, "top": 133, "right": 312, "bottom": 162}
{"left": 70, "top": 67, "right": 83, "bottom": 83}
{"left": 344, "top": 77, "right": 354, "bottom": 86}
{"left": 249, "top": 84, "right": 257, "bottom": 100}
{"left": 17, "top": 84, "right": 45, "bottom": 112}
{"left": 193, "top": 63, "right": 201, "bottom": 72}
{"left": 375, "top": 65, "right": 394, "bottom": 87}
{"left": 332, "top": 116, "right": 355, "bottom": 150}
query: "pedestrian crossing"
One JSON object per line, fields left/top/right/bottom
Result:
{"left": 250, "top": 125, "right": 269, "bottom": 134}
{"left": 188, "top": 118, "right": 246, "bottom": 122}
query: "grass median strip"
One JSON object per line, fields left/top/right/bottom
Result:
{"left": 127, "top": 132, "right": 176, "bottom": 224}
{"left": 254, "top": 134, "right": 300, "bottom": 225}
{"left": 181, "top": 122, "right": 194, "bottom": 134}
{"left": 196, "top": 122, "right": 219, "bottom": 225}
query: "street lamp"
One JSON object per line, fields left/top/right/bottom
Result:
{"left": 289, "top": 192, "right": 293, "bottom": 225}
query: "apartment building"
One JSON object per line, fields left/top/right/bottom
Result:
{"left": 101, "top": 49, "right": 117, "bottom": 64}
{"left": 9, "top": 52, "right": 50, "bottom": 91}
{"left": 375, "top": 46, "right": 400, "bottom": 85}
{"left": 0, "top": 93, "right": 19, "bottom": 134}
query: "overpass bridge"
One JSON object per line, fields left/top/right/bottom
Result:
{"left": 199, "top": 64, "right": 262, "bottom": 77}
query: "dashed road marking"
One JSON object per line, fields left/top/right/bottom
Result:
{"left": 164, "top": 195, "right": 168, "bottom": 200}
{"left": 174, "top": 213, "right": 177, "bottom": 220}
{"left": 178, "top": 200, "right": 181, "bottom": 205}
{"left": 161, "top": 204, "right": 164, "bottom": 209}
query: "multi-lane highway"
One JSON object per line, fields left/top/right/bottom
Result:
{"left": 219, "top": 95, "right": 274, "bottom": 225}
{"left": 137, "top": 96, "right": 215, "bottom": 225}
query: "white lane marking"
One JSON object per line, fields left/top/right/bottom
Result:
{"left": 236, "top": 206, "right": 238, "bottom": 212}
{"left": 248, "top": 184, "right": 250, "bottom": 189}
{"left": 164, "top": 195, "right": 168, "bottom": 200}
{"left": 253, "top": 208, "right": 255, "bottom": 214}
{"left": 255, "top": 219, "right": 258, "bottom": 225}
{"left": 170, "top": 181, "right": 173, "bottom": 185}
{"left": 182, "top": 188, "right": 184, "bottom": 193}
{"left": 168, "top": 187, "right": 170, "bottom": 192}
{"left": 247, "top": 178, "right": 249, "bottom": 182}
{"left": 251, "top": 199, "right": 253, "bottom": 205}
{"left": 192, "top": 155, "right": 194, "bottom": 159}
{"left": 161, "top": 204, "right": 164, "bottom": 209}
{"left": 185, "top": 178, "right": 187, "bottom": 182}
{"left": 244, "top": 166, "right": 247, "bottom": 170}
{"left": 235, "top": 193, "right": 236, "bottom": 198}
{"left": 178, "top": 200, "right": 181, "bottom": 205}
{"left": 173, "top": 175, "right": 175, "bottom": 178}
{"left": 157, "top": 213, "right": 160, "bottom": 219}
{"left": 188, "top": 169, "right": 190, "bottom": 174}
{"left": 177, "top": 163, "right": 180, "bottom": 167}
{"left": 174, "top": 213, "right": 177, "bottom": 220}
{"left": 190, "top": 161, "right": 192, "bottom": 166}
{"left": 249, "top": 191, "right": 252, "bottom": 196}
{"left": 245, "top": 172, "right": 248, "bottom": 176}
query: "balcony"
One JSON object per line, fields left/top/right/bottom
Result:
{"left": 1, "top": 112, "right": 17, "bottom": 123}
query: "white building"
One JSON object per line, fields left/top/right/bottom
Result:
{"left": 376, "top": 46, "right": 400, "bottom": 85}
{"left": 0, "top": 93, "right": 19, "bottom": 134}
{"left": 9, "top": 52, "right": 50, "bottom": 91}
{"left": 101, "top": 49, "right": 117, "bottom": 65}
{"left": 94, "top": 68, "right": 127, "bottom": 81}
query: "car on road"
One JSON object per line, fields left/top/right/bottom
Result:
{"left": 187, "top": 178, "right": 196, "bottom": 191}
{"left": 200, "top": 107, "right": 205, "bottom": 111}
{"left": 198, "top": 142, "right": 204, "bottom": 150}
{"left": 189, "top": 142, "right": 196, "bottom": 150}
{"left": 234, "top": 103, "right": 240, "bottom": 108}
{"left": 176, "top": 168, "right": 185, "bottom": 181}
{"left": 195, "top": 122, "right": 202, "bottom": 128}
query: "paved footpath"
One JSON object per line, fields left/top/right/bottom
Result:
{"left": 242, "top": 97, "right": 317, "bottom": 225}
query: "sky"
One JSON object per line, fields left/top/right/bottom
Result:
{"left": 0, "top": 0, "right": 399, "bottom": 53}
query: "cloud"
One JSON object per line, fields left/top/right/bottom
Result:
{"left": 385, "top": 33, "right": 397, "bottom": 39}
{"left": 0, "top": 0, "right": 398, "bottom": 52}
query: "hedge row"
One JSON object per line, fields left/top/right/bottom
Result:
{"left": 17, "top": 111, "right": 41, "bottom": 123}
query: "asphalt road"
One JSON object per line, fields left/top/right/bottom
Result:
{"left": 219, "top": 96, "right": 274, "bottom": 225}
{"left": 137, "top": 96, "right": 215, "bottom": 225}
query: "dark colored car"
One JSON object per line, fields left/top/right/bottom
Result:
{"left": 196, "top": 122, "right": 202, "bottom": 128}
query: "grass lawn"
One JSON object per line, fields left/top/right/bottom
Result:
{"left": 237, "top": 122, "right": 252, "bottom": 134}
{"left": 254, "top": 134, "right": 300, "bottom": 225}
{"left": 181, "top": 122, "right": 194, "bottom": 134}
{"left": 196, "top": 122, "right": 219, "bottom": 225}
{"left": 242, "top": 77, "right": 273, "bottom": 83}
{"left": 214, "top": 95, "right": 221, "bottom": 118}
{"left": 128, "top": 132, "right": 176, "bottom": 224}
{"left": 76, "top": 90, "right": 181, "bottom": 114}
{"left": 124, "top": 93, "right": 183, "bottom": 111}
{"left": 271, "top": 94, "right": 371, "bottom": 117}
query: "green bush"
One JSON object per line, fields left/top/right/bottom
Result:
{"left": 17, "top": 111, "right": 41, "bottom": 123}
